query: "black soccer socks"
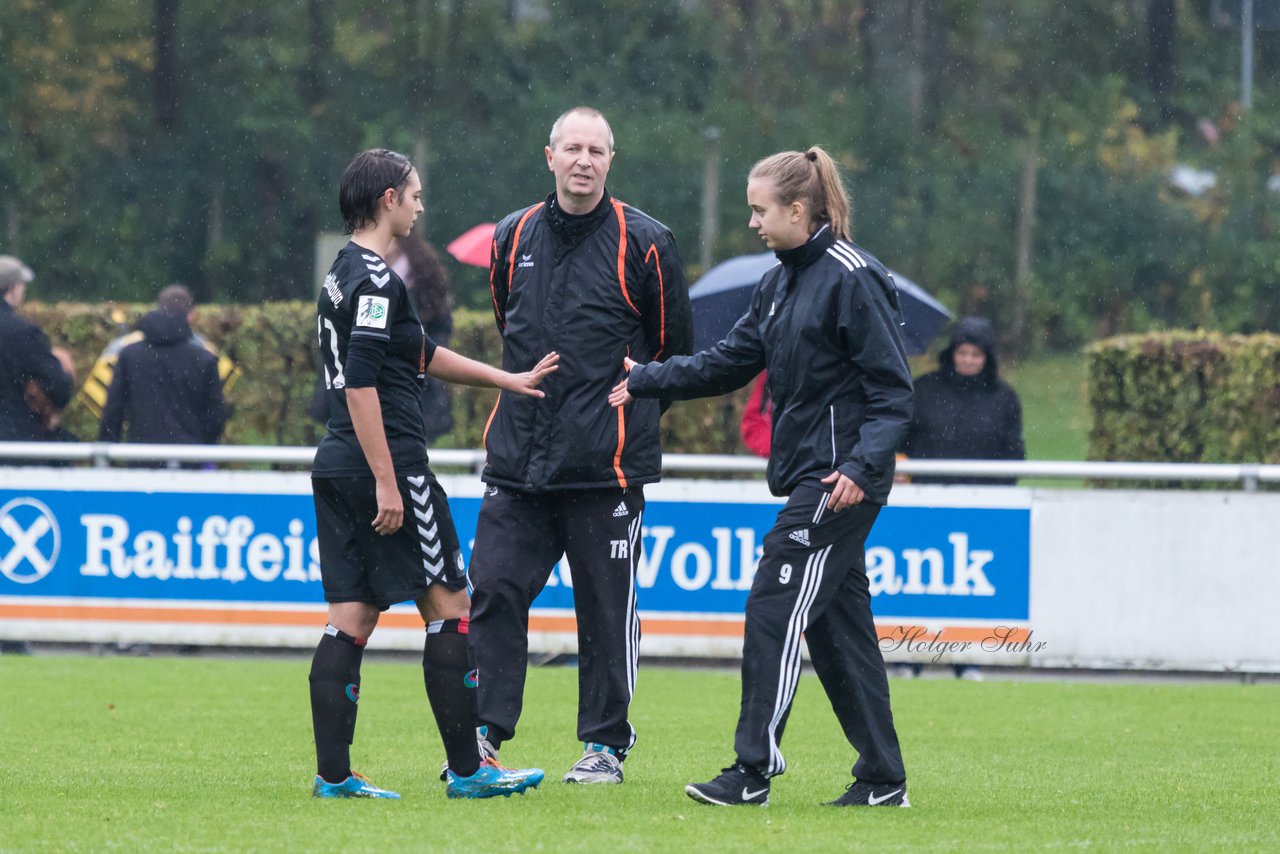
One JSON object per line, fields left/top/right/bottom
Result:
{"left": 424, "top": 618, "right": 481, "bottom": 778}
{"left": 309, "top": 625, "right": 365, "bottom": 783}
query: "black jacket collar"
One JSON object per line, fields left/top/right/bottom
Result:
{"left": 775, "top": 224, "right": 835, "bottom": 272}
{"left": 546, "top": 189, "right": 614, "bottom": 248}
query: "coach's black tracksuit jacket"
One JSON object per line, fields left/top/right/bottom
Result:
{"left": 484, "top": 190, "right": 692, "bottom": 492}
{"left": 627, "top": 225, "right": 913, "bottom": 502}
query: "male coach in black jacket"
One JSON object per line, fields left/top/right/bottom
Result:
{"left": 470, "top": 106, "right": 692, "bottom": 784}
{"left": 99, "top": 285, "right": 226, "bottom": 447}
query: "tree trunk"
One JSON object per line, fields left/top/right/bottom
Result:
{"left": 303, "top": 0, "right": 327, "bottom": 109}
{"left": 1147, "top": 0, "right": 1176, "bottom": 121}
{"left": 153, "top": 0, "right": 178, "bottom": 128}
{"left": 1012, "top": 127, "right": 1040, "bottom": 355}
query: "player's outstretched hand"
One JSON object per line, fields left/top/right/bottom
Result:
{"left": 820, "top": 470, "right": 865, "bottom": 513}
{"left": 502, "top": 351, "right": 560, "bottom": 398}
{"left": 608, "top": 357, "right": 639, "bottom": 408}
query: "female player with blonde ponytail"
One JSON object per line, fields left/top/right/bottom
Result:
{"left": 611, "top": 146, "right": 915, "bottom": 808}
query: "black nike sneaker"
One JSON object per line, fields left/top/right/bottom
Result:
{"left": 825, "top": 779, "right": 910, "bottom": 807}
{"left": 685, "top": 763, "right": 770, "bottom": 807}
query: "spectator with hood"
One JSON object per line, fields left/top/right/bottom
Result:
{"left": 99, "top": 285, "right": 226, "bottom": 447}
{"left": 898, "top": 316, "right": 1025, "bottom": 681}
{"left": 902, "top": 316, "right": 1025, "bottom": 486}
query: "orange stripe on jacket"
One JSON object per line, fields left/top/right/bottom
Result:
{"left": 489, "top": 239, "right": 503, "bottom": 327}
{"left": 507, "top": 203, "right": 545, "bottom": 292}
{"left": 612, "top": 406, "right": 628, "bottom": 489}
{"left": 482, "top": 393, "right": 501, "bottom": 447}
{"left": 644, "top": 243, "right": 666, "bottom": 359}
{"left": 612, "top": 201, "right": 639, "bottom": 314}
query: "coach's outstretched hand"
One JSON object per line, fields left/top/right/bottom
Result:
{"left": 500, "top": 351, "right": 560, "bottom": 398}
{"left": 608, "top": 356, "right": 639, "bottom": 407}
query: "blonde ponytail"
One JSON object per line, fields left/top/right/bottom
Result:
{"left": 748, "top": 146, "right": 852, "bottom": 241}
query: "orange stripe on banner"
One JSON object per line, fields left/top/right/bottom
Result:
{"left": 0, "top": 604, "right": 1026, "bottom": 644}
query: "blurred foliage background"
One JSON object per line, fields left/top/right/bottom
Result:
{"left": 5, "top": 0, "right": 1280, "bottom": 357}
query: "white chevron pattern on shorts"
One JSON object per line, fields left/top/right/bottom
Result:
{"left": 407, "top": 475, "right": 426, "bottom": 488}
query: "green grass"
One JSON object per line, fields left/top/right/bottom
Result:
{"left": 3, "top": 655, "right": 1277, "bottom": 852}
{"left": 1003, "top": 354, "right": 1090, "bottom": 462}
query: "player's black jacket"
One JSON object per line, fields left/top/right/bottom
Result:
{"left": 313, "top": 241, "right": 436, "bottom": 478}
{"left": 484, "top": 190, "right": 692, "bottom": 492}
{"left": 627, "top": 225, "right": 914, "bottom": 502}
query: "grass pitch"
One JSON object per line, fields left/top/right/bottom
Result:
{"left": 2, "top": 653, "right": 1276, "bottom": 852}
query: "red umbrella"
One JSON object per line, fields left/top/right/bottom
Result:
{"left": 446, "top": 223, "right": 497, "bottom": 267}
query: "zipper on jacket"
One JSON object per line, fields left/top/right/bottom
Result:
{"left": 830, "top": 405, "right": 837, "bottom": 468}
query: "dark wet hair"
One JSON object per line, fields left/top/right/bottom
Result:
{"left": 338, "top": 149, "right": 415, "bottom": 235}
{"left": 157, "top": 284, "right": 194, "bottom": 316}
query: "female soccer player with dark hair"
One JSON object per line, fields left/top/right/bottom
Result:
{"left": 310, "top": 148, "right": 557, "bottom": 799}
{"left": 610, "top": 147, "right": 914, "bottom": 808}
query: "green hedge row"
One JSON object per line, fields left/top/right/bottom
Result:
{"left": 1086, "top": 331, "right": 1280, "bottom": 465}
{"left": 24, "top": 302, "right": 755, "bottom": 456}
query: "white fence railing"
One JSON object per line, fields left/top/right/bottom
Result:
{"left": 1, "top": 441, "right": 1278, "bottom": 489}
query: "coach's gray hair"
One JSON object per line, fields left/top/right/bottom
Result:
{"left": 548, "top": 107, "right": 615, "bottom": 151}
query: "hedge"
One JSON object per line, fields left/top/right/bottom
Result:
{"left": 23, "top": 302, "right": 756, "bottom": 457}
{"left": 1086, "top": 331, "right": 1280, "bottom": 466}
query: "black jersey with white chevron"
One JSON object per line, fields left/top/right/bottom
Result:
{"left": 313, "top": 241, "right": 438, "bottom": 477}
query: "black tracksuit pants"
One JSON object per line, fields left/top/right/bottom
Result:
{"left": 468, "top": 485, "right": 644, "bottom": 753}
{"left": 735, "top": 481, "right": 906, "bottom": 784}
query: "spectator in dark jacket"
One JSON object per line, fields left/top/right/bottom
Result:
{"left": 898, "top": 316, "right": 1024, "bottom": 681}
{"left": 902, "top": 316, "right": 1025, "bottom": 486}
{"left": 99, "top": 285, "right": 226, "bottom": 446}
{"left": 0, "top": 256, "right": 75, "bottom": 443}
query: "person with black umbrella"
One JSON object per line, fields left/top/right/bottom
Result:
{"left": 611, "top": 146, "right": 913, "bottom": 809}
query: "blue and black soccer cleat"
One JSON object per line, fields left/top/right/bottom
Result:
{"left": 445, "top": 759, "right": 544, "bottom": 799}
{"left": 312, "top": 771, "right": 401, "bottom": 799}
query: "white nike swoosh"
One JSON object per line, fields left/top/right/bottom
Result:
{"left": 868, "top": 788, "right": 902, "bottom": 805}
{"left": 742, "top": 786, "right": 767, "bottom": 801}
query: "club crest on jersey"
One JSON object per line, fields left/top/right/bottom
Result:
{"left": 356, "top": 295, "right": 390, "bottom": 330}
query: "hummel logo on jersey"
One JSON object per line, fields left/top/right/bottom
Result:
{"left": 517, "top": 253, "right": 535, "bottom": 269}
{"left": 612, "top": 501, "right": 629, "bottom": 518}
{"left": 788, "top": 529, "right": 811, "bottom": 546}
{"left": 370, "top": 272, "right": 390, "bottom": 288}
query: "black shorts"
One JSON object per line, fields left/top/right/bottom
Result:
{"left": 312, "top": 473, "right": 467, "bottom": 608}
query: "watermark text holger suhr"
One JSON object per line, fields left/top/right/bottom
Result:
{"left": 880, "top": 626, "right": 1047, "bottom": 663}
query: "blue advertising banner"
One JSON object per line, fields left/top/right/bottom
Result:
{"left": 0, "top": 473, "right": 1030, "bottom": 627}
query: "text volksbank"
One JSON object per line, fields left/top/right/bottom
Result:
{"left": 2, "top": 490, "right": 1030, "bottom": 621}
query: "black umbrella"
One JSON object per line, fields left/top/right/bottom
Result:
{"left": 688, "top": 251, "right": 951, "bottom": 354}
